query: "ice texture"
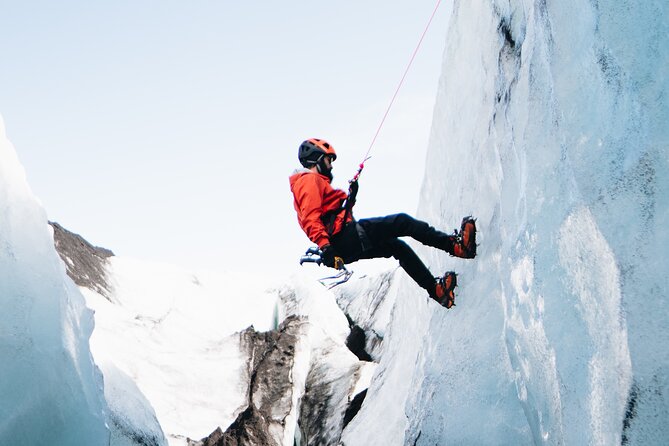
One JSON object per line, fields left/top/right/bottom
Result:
{"left": 0, "top": 116, "right": 109, "bottom": 444}
{"left": 83, "top": 258, "right": 279, "bottom": 445}
{"left": 343, "top": 1, "right": 668, "bottom": 444}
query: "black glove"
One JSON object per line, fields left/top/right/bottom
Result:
{"left": 320, "top": 244, "right": 344, "bottom": 269}
{"left": 348, "top": 179, "right": 359, "bottom": 196}
{"left": 347, "top": 180, "right": 359, "bottom": 207}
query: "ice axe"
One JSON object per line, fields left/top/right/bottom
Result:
{"left": 299, "top": 246, "right": 353, "bottom": 289}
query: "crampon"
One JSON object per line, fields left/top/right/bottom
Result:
{"left": 432, "top": 271, "right": 457, "bottom": 309}
{"left": 452, "top": 216, "right": 477, "bottom": 259}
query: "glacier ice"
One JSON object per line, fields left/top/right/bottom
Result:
{"left": 343, "top": 0, "right": 668, "bottom": 444}
{"left": 1, "top": 0, "right": 667, "bottom": 444}
{"left": 0, "top": 116, "right": 109, "bottom": 444}
{"left": 102, "top": 362, "right": 167, "bottom": 446}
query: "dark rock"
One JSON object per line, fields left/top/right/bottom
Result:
{"left": 187, "top": 427, "right": 224, "bottom": 446}
{"left": 345, "top": 322, "right": 373, "bottom": 362}
{"left": 335, "top": 270, "right": 395, "bottom": 361}
{"left": 49, "top": 221, "right": 114, "bottom": 299}
{"left": 214, "top": 407, "right": 274, "bottom": 446}
{"left": 193, "top": 316, "right": 305, "bottom": 446}
{"left": 299, "top": 361, "right": 337, "bottom": 446}
{"left": 342, "top": 389, "right": 367, "bottom": 429}
{"left": 297, "top": 350, "right": 361, "bottom": 446}
{"left": 498, "top": 17, "right": 516, "bottom": 50}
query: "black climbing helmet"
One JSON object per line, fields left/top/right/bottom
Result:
{"left": 298, "top": 138, "right": 337, "bottom": 168}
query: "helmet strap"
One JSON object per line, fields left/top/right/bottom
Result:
{"left": 316, "top": 156, "right": 333, "bottom": 181}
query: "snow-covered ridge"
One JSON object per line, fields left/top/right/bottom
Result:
{"left": 50, "top": 221, "right": 115, "bottom": 298}
{"left": 83, "top": 254, "right": 280, "bottom": 445}
{"left": 50, "top": 220, "right": 379, "bottom": 445}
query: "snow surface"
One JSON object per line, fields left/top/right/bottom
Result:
{"left": 0, "top": 115, "right": 109, "bottom": 444}
{"left": 82, "top": 254, "right": 369, "bottom": 446}
{"left": 342, "top": 0, "right": 668, "bottom": 445}
{"left": 84, "top": 257, "right": 279, "bottom": 445}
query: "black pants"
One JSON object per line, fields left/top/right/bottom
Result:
{"left": 330, "top": 213, "right": 454, "bottom": 294}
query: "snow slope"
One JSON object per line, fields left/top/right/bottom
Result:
{"left": 83, "top": 257, "right": 279, "bottom": 445}
{"left": 342, "top": 1, "right": 668, "bottom": 445}
{"left": 0, "top": 116, "right": 109, "bottom": 445}
{"left": 82, "top": 254, "right": 370, "bottom": 446}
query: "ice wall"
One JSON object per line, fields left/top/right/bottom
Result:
{"left": 0, "top": 116, "right": 109, "bottom": 444}
{"left": 343, "top": 1, "right": 667, "bottom": 445}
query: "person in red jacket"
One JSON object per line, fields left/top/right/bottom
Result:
{"left": 289, "top": 138, "right": 476, "bottom": 309}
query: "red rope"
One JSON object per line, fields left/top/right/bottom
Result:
{"left": 355, "top": 0, "right": 444, "bottom": 181}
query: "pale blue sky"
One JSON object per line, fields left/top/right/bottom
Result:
{"left": 0, "top": 1, "right": 448, "bottom": 274}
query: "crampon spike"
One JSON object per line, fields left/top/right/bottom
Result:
{"left": 299, "top": 246, "right": 354, "bottom": 289}
{"left": 318, "top": 268, "right": 354, "bottom": 289}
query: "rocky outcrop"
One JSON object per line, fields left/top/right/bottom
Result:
{"left": 192, "top": 316, "right": 306, "bottom": 446}
{"left": 49, "top": 221, "right": 114, "bottom": 299}
{"left": 279, "top": 282, "right": 378, "bottom": 446}
{"left": 190, "top": 275, "right": 390, "bottom": 446}
{"left": 46, "top": 220, "right": 392, "bottom": 446}
{"left": 298, "top": 349, "right": 366, "bottom": 446}
{"left": 200, "top": 407, "right": 274, "bottom": 446}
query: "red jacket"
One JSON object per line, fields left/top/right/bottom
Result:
{"left": 289, "top": 170, "right": 353, "bottom": 248}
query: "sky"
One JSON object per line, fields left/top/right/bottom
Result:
{"left": 0, "top": 1, "right": 448, "bottom": 275}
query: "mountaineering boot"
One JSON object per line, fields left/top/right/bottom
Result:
{"left": 451, "top": 216, "right": 477, "bottom": 259}
{"left": 431, "top": 271, "right": 457, "bottom": 309}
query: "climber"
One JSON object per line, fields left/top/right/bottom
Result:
{"left": 289, "top": 138, "right": 477, "bottom": 309}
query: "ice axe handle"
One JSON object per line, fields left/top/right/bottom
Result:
{"left": 299, "top": 247, "right": 323, "bottom": 266}
{"left": 299, "top": 255, "right": 322, "bottom": 266}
